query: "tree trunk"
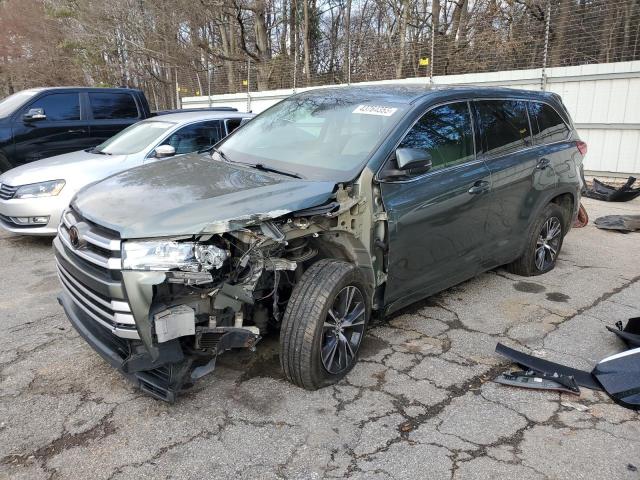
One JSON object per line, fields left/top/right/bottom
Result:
{"left": 302, "top": 0, "right": 311, "bottom": 84}
{"left": 396, "top": 0, "right": 408, "bottom": 78}
{"left": 344, "top": 0, "right": 352, "bottom": 81}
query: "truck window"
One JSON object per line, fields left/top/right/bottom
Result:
{"left": 163, "top": 121, "right": 223, "bottom": 154}
{"left": 225, "top": 118, "right": 243, "bottom": 135}
{"left": 474, "top": 100, "right": 531, "bottom": 157}
{"left": 397, "top": 102, "right": 475, "bottom": 171}
{"left": 528, "top": 102, "right": 570, "bottom": 144}
{"left": 89, "top": 92, "right": 139, "bottom": 119}
{"left": 26, "top": 93, "right": 80, "bottom": 121}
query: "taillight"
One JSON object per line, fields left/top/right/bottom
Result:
{"left": 576, "top": 140, "right": 587, "bottom": 156}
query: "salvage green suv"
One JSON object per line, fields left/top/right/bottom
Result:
{"left": 54, "top": 85, "right": 585, "bottom": 401}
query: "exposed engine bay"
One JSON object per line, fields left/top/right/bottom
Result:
{"left": 113, "top": 182, "right": 386, "bottom": 400}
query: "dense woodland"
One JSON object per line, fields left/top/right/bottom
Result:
{"left": 1, "top": 0, "right": 639, "bottom": 109}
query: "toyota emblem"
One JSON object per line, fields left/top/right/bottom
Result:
{"left": 69, "top": 226, "right": 80, "bottom": 248}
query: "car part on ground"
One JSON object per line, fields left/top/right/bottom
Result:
{"left": 583, "top": 176, "right": 640, "bottom": 202}
{"left": 495, "top": 369, "right": 581, "bottom": 395}
{"left": 592, "top": 348, "right": 640, "bottom": 410}
{"left": 607, "top": 318, "right": 640, "bottom": 348}
{"left": 573, "top": 203, "right": 589, "bottom": 228}
{"left": 506, "top": 203, "right": 565, "bottom": 276}
{"left": 495, "top": 342, "right": 640, "bottom": 410}
{"left": 495, "top": 343, "right": 601, "bottom": 390}
{"left": 594, "top": 215, "right": 640, "bottom": 233}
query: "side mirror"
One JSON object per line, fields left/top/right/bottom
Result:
{"left": 23, "top": 108, "right": 46, "bottom": 121}
{"left": 154, "top": 145, "right": 176, "bottom": 158}
{"left": 395, "top": 148, "right": 432, "bottom": 171}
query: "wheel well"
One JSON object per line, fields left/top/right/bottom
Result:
{"left": 550, "top": 193, "right": 574, "bottom": 230}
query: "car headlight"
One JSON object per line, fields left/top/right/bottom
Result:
{"left": 122, "top": 240, "right": 229, "bottom": 271}
{"left": 14, "top": 180, "right": 65, "bottom": 199}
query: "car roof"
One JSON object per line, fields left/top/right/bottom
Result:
{"left": 145, "top": 110, "right": 255, "bottom": 123}
{"left": 22, "top": 86, "right": 143, "bottom": 93}
{"left": 296, "top": 83, "right": 558, "bottom": 105}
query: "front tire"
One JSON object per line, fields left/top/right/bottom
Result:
{"left": 280, "top": 259, "right": 370, "bottom": 390}
{"left": 506, "top": 203, "right": 565, "bottom": 276}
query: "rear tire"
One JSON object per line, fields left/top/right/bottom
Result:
{"left": 506, "top": 203, "right": 565, "bottom": 276}
{"left": 280, "top": 259, "right": 370, "bottom": 390}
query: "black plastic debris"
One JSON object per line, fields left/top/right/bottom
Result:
{"left": 583, "top": 176, "right": 640, "bottom": 202}
{"left": 495, "top": 343, "right": 601, "bottom": 390}
{"left": 607, "top": 318, "right": 640, "bottom": 348}
{"left": 495, "top": 343, "right": 640, "bottom": 410}
{"left": 594, "top": 215, "right": 640, "bottom": 233}
{"left": 592, "top": 348, "right": 640, "bottom": 410}
{"left": 495, "top": 369, "right": 580, "bottom": 395}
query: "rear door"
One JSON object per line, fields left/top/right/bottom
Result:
{"left": 380, "top": 101, "right": 492, "bottom": 306}
{"left": 472, "top": 99, "right": 549, "bottom": 266}
{"left": 12, "top": 92, "right": 88, "bottom": 164}
{"left": 87, "top": 92, "right": 142, "bottom": 146}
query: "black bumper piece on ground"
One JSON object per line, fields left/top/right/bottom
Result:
{"left": 58, "top": 291, "right": 260, "bottom": 402}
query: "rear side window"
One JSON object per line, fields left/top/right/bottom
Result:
{"left": 225, "top": 118, "right": 243, "bottom": 135}
{"left": 398, "top": 102, "right": 475, "bottom": 172}
{"left": 27, "top": 93, "right": 80, "bottom": 121}
{"left": 89, "top": 92, "right": 139, "bottom": 119}
{"left": 528, "top": 102, "right": 570, "bottom": 144}
{"left": 474, "top": 100, "right": 531, "bottom": 156}
{"left": 163, "top": 121, "right": 223, "bottom": 154}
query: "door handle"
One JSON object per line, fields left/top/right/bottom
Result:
{"left": 67, "top": 129, "right": 86, "bottom": 134}
{"left": 468, "top": 180, "right": 490, "bottom": 194}
{"left": 536, "top": 158, "right": 551, "bottom": 170}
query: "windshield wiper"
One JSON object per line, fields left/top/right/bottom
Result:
{"left": 243, "top": 163, "right": 303, "bottom": 179}
{"left": 86, "top": 147, "right": 111, "bottom": 155}
{"left": 210, "top": 147, "right": 231, "bottom": 163}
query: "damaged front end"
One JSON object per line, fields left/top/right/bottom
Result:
{"left": 55, "top": 183, "right": 381, "bottom": 401}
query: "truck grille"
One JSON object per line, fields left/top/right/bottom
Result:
{"left": 55, "top": 208, "right": 139, "bottom": 339}
{"left": 0, "top": 183, "right": 18, "bottom": 200}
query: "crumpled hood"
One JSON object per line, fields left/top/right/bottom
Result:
{"left": 73, "top": 153, "right": 336, "bottom": 238}
{"left": 0, "top": 149, "right": 129, "bottom": 187}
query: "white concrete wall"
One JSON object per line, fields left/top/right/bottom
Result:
{"left": 183, "top": 61, "right": 640, "bottom": 175}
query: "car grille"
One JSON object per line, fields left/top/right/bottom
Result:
{"left": 55, "top": 208, "right": 139, "bottom": 339}
{"left": 0, "top": 183, "right": 18, "bottom": 200}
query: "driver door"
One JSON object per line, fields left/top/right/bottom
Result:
{"left": 379, "top": 101, "right": 492, "bottom": 308}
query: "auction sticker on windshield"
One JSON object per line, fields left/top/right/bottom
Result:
{"left": 353, "top": 105, "right": 398, "bottom": 116}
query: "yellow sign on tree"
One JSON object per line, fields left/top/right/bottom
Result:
{"left": 242, "top": 79, "right": 248, "bottom": 86}
{"left": 419, "top": 57, "right": 430, "bottom": 66}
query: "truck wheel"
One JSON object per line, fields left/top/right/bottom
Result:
{"left": 506, "top": 203, "right": 565, "bottom": 276}
{"left": 0, "top": 153, "right": 11, "bottom": 174}
{"left": 280, "top": 259, "right": 370, "bottom": 390}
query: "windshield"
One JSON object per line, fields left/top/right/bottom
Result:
{"left": 0, "top": 90, "right": 39, "bottom": 118}
{"left": 218, "top": 92, "right": 408, "bottom": 180}
{"left": 94, "top": 120, "right": 175, "bottom": 155}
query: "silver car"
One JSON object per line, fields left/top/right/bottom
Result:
{"left": 0, "top": 110, "right": 253, "bottom": 235}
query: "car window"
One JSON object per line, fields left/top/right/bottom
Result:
{"left": 225, "top": 118, "right": 243, "bottom": 135}
{"left": 0, "top": 90, "right": 38, "bottom": 118}
{"left": 474, "top": 100, "right": 531, "bottom": 157}
{"left": 528, "top": 102, "right": 570, "bottom": 144}
{"left": 89, "top": 92, "right": 139, "bottom": 119}
{"left": 397, "top": 102, "right": 475, "bottom": 172}
{"left": 95, "top": 121, "right": 174, "bottom": 155}
{"left": 26, "top": 93, "right": 80, "bottom": 121}
{"left": 163, "top": 121, "right": 224, "bottom": 154}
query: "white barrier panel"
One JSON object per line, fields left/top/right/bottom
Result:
{"left": 183, "top": 61, "right": 640, "bottom": 175}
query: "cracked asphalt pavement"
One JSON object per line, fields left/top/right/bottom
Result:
{"left": 1, "top": 197, "right": 639, "bottom": 479}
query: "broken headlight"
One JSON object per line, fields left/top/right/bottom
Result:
{"left": 121, "top": 240, "right": 228, "bottom": 272}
